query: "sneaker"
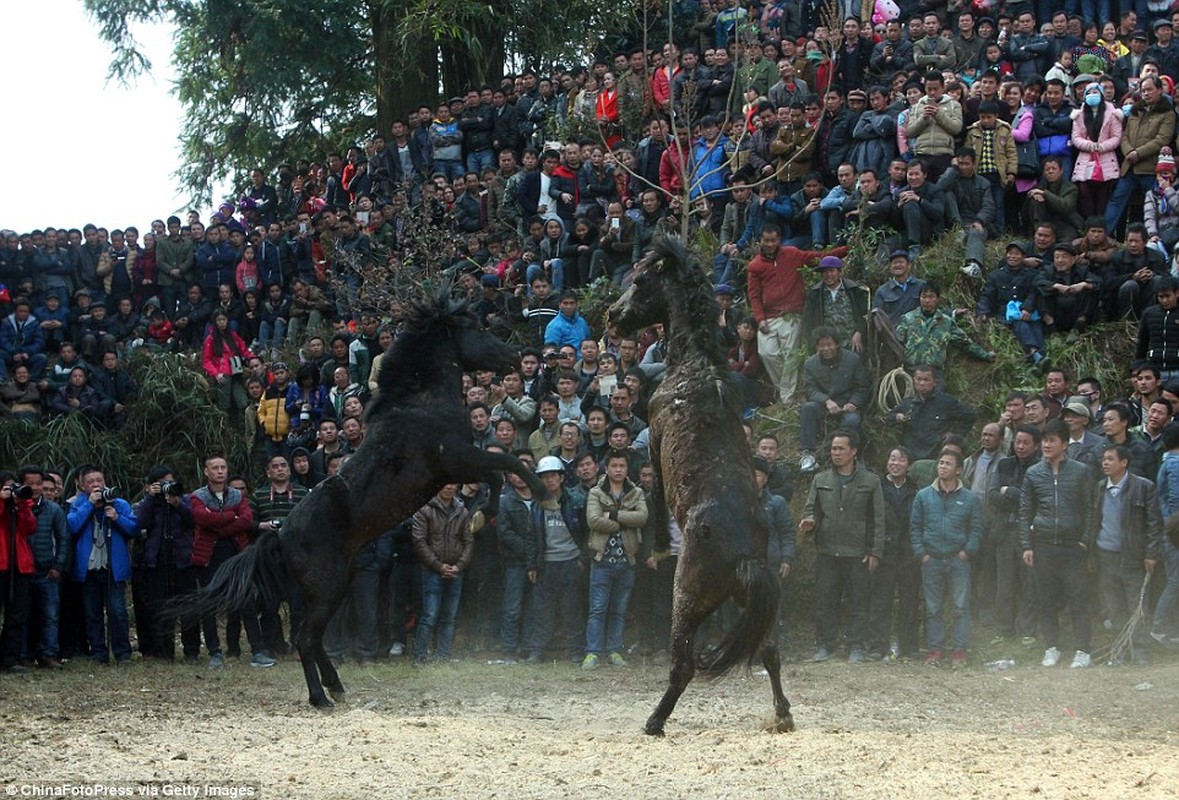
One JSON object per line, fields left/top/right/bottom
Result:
{"left": 1020, "top": 636, "right": 1038, "bottom": 648}
{"left": 388, "top": 642, "right": 405, "bottom": 657}
{"left": 812, "top": 646, "right": 832, "bottom": 663}
{"left": 950, "top": 650, "right": 967, "bottom": 670}
{"left": 1041, "top": 647, "right": 1061, "bottom": 668}
{"left": 250, "top": 652, "right": 277, "bottom": 668}
{"left": 848, "top": 648, "right": 864, "bottom": 664}
{"left": 1069, "top": 650, "right": 1091, "bottom": 669}
{"left": 799, "top": 452, "right": 818, "bottom": 473}
{"left": 607, "top": 652, "right": 628, "bottom": 667}
{"left": 960, "top": 260, "right": 982, "bottom": 280}
{"left": 989, "top": 634, "right": 1010, "bottom": 647}
{"left": 208, "top": 653, "right": 225, "bottom": 669}
{"left": 580, "top": 654, "right": 600, "bottom": 671}
{"left": 1150, "top": 631, "right": 1169, "bottom": 646}
{"left": 925, "top": 649, "right": 944, "bottom": 667}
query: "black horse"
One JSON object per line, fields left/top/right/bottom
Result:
{"left": 608, "top": 237, "right": 793, "bottom": 736}
{"left": 177, "top": 289, "right": 545, "bottom": 707}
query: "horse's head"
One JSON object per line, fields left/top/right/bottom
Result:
{"left": 608, "top": 236, "right": 702, "bottom": 336}
{"left": 608, "top": 247, "right": 672, "bottom": 336}
{"left": 428, "top": 289, "right": 521, "bottom": 373}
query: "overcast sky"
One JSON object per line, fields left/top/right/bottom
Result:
{"left": 2, "top": 1, "right": 192, "bottom": 233}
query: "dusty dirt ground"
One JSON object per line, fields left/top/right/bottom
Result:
{"left": 2, "top": 645, "right": 1178, "bottom": 799}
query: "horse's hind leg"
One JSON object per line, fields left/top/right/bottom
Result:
{"left": 295, "top": 567, "right": 349, "bottom": 708}
{"left": 760, "top": 639, "right": 794, "bottom": 733}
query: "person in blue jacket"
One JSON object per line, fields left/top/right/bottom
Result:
{"left": 68, "top": 464, "right": 138, "bottom": 664}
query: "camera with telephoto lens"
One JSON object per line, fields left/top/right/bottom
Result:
{"left": 6, "top": 484, "right": 33, "bottom": 500}
{"left": 271, "top": 519, "right": 283, "bottom": 530}
{"left": 98, "top": 487, "right": 120, "bottom": 503}
{"left": 159, "top": 480, "right": 184, "bottom": 497}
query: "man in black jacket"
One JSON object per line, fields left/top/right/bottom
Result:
{"left": 885, "top": 364, "right": 977, "bottom": 460}
{"left": 798, "top": 326, "right": 871, "bottom": 473}
{"left": 987, "top": 424, "right": 1042, "bottom": 646}
{"left": 1135, "top": 275, "right": 1179, "bottom": 380}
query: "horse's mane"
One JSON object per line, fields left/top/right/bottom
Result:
{"left": 367, "top": 285, "right": 474, "bottom": 413}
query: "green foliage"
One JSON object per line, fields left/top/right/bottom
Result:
{"left": 0, "top": 351, "right": 248, "bottom": 498}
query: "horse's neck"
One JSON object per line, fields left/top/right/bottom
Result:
{"left": 663, "top": 314, "right": 723, "bottom": 371}
{"left": 383, "top": 359, "right": 463, "bottom": 405}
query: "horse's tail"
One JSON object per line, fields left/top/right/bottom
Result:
{"left": 170, "top": 530, "right": 288, "bottom": 624}
{"left": 696, "top": 558, "right": 779, "bottom": 677}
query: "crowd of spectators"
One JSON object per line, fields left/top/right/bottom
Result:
{"left": 9, "top": 0, "right": 1179, "bottom": 675}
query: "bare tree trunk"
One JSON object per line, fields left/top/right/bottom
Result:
{"left": 373, "top": 0, "right": 439, "bottom": 132}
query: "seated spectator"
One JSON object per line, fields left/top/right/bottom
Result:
{"left": 33, "top": 293, "right": 69, "bottom": 354}
{"left": 1072, "top": 217, "right": 1119, "bottom": 275}
{"left": 896, "top": 160, "right": 946, "bottom": 257}
{"left": 258, "top": 283, "right": 290, "bottom": 351}
{"left": 1026, "top": 156, "right": 1084, "bottom": 244}
{"left": 798, "top": 327, "right": 871, "bottom": 473}
{"left": 107, "top": 297, "right": 140, "bottom": 350}
{"left": 976, "top": 241, "right": 1048, "bottom": 368}
{"left": 1144, "top": 149, "right": 1179, "bottom": 257}
{"left": 287, "top": 278, "right": 333, "bottom": 344}
{"left": 49, "top": 366, "right": 103, "bottom": 420}
{"left": 1104, "top": 223, "right": 1168, "bottom": 320}
{"left": 0, "top": 364, "right": 44, "bottom": 422}
{"left": 0, "top": 299, "right": 47, "bottom": 381}
{"left": 171, "top": 283, "right": 212, "bottom": 350}
{"left": 1036, "top": 243, "right": 1100, "bottom": 334}
{"left": 285, "top": 364, "right": 332, "bottom": 450}
{"left": 872, "top": 250, "right": 926, "bottom": 324}
{"left": 76, "top": 303, "right": 115, "bottom": 364}
{"left": 786, "top": 173, "right": 827, "bottom": 247}
{"left": 90, "top": 350, "right": 138, "bottom": 428}
{"left": 202, "top": 310, "right": 253, "bottom": 419}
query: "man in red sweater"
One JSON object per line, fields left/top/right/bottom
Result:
{"left": 746, "top": 223, "right": 848, "bottom": 404}
{"left": 190, "top": 455, "right": 275, "bottom": 669}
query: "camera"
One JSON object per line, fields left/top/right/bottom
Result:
{"left": 300, "top": 403, "right": 312, "bottom": 424}
{"left": 160, "top": 480, "right": 184, "bottom": 497}
{"left": 6, "top": 484, "right": 33, "bottom": 500}
{"left": 99, "top": 487, "right": 121, "bottom": 503}
{"left": 270, "top": 519, "right": 283, "bottom": 530}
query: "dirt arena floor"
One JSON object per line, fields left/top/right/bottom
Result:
{"left": 2, "top": 645, "right": 1177, "bottom": 799}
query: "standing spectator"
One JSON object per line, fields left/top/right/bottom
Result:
{"left": 1105, "top": 76, "right": 1176, "bottom": 234}
{"left": 202, "top": 310, "right": 253, "bottom": 419}
{"left": 0, "top": 477, "right": 37, "bottom": 672}
{"left": 989, "top": 424, "right": 1042, "bottom": 646}
{"left": 524, "top": 457, "right": 586, "bottom": 664}
{"left": 799, "top": 430, "right": 883, "bottom": 664}
{"left": 411, "top": 484, "right": 472, "bottom": 664}
{"left": 910, "top": 449, "right": 983, "bottom": 668}
{"left": 1136, "top": 276, "right": 1179, "bottom": 380}
{"left": 1092, "top": 443, "right": 1162, "bottom": 665}
{"left": 189, "top": 455, "right": 275, "bottom": 669}
{"left": 1071, "top": 83, "right": 1124, "bottom": 221}
{"left": 746, "top": 224, "right": 843, "bottom": 404}
{"left": 1151, "top": 422, "right": 1179, "bottom": 644}
{"left": 67, "top": 464, "right": 136, "bottom": 664}
{"left": 582, "top": 453, "right": 648, "bottom": 670}
{"left": 801, "top": 254, "right": 868, "bottom": 352}
{"left": 133, "top": 465, "right": 199, "bottom": 661}
{"left": 867, "top": 446, "right": 921, "bottom": 661}
{"left": 22, "top": 466, "right": 68, "bottom": 670}
{"left": 1020, "top": 420, "right": 1096, "bottom": 669}
{"left": 905, "top": 72, "right": 963, "bottom": 182}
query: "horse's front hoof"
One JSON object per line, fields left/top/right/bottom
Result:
{"left": 644, "top": 719, "right": 666, "bottom": 737}
{"left": 769, "top": 713, "right": 795, "bottom": 734}
{"left": 309, "top": 695, "right": 335, "bottom": 709}
{"left": 326, "top": 684, "right": 346, "bottom": 701}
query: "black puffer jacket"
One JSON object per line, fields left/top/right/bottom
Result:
{"left": 1136, "top": 302, "right": 1179, "bottom": 374}
{"left": 1018, "top": 458, "right": 1095, "bottom": 551}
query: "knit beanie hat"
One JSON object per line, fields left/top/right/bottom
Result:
{"left": 1158, "top": 148, "right": 1175, "bottom": 174}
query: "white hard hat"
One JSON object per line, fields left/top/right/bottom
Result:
{"left": 535, "top": 456, "right": 564, "bottom": 474}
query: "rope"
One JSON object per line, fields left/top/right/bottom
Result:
{"left": 875, "top": 366, "right": 914, "bottom": 413}
{"left": 1097, "top": 571, "right": 1153, "bottom": 665}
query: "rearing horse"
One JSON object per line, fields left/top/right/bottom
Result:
{"left": 175, "top": 289, "right": 545, "bottom": 707}
{"left": 608, "top": 236, "right": 794, "bottom": 736}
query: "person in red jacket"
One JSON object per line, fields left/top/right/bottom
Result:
{"left": 0, "top": 476, "right": 38, "bottom": 672}
{"left": 189, "top": 455, "right": 275, "bottom": 669}
{"left": 745, "top": 222, "right": 848, "bottom": 404}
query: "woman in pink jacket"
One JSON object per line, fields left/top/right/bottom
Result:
{"left": 1071, "top": 83, "right": 1124, "bottom": 221}
{"left": 201, "top": 309, "right": 254, "bottom": 418}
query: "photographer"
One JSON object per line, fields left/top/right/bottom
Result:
{"left": 22, "top": 465, "right": 68, "bottom": 670}
{"left": 133, "top": 465, "right": 198, "bottom": 661}
{"left": 66, "top": 464, "right": 137, "bottom": 665}
{"left": 189, "top": 455, "right": 275, "bottom": 669}
{"left": 251, "top": 455, "right": 308, "bottom": 655}
{"left": 0, "top": 472, "right": 37, "bottom": 672}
